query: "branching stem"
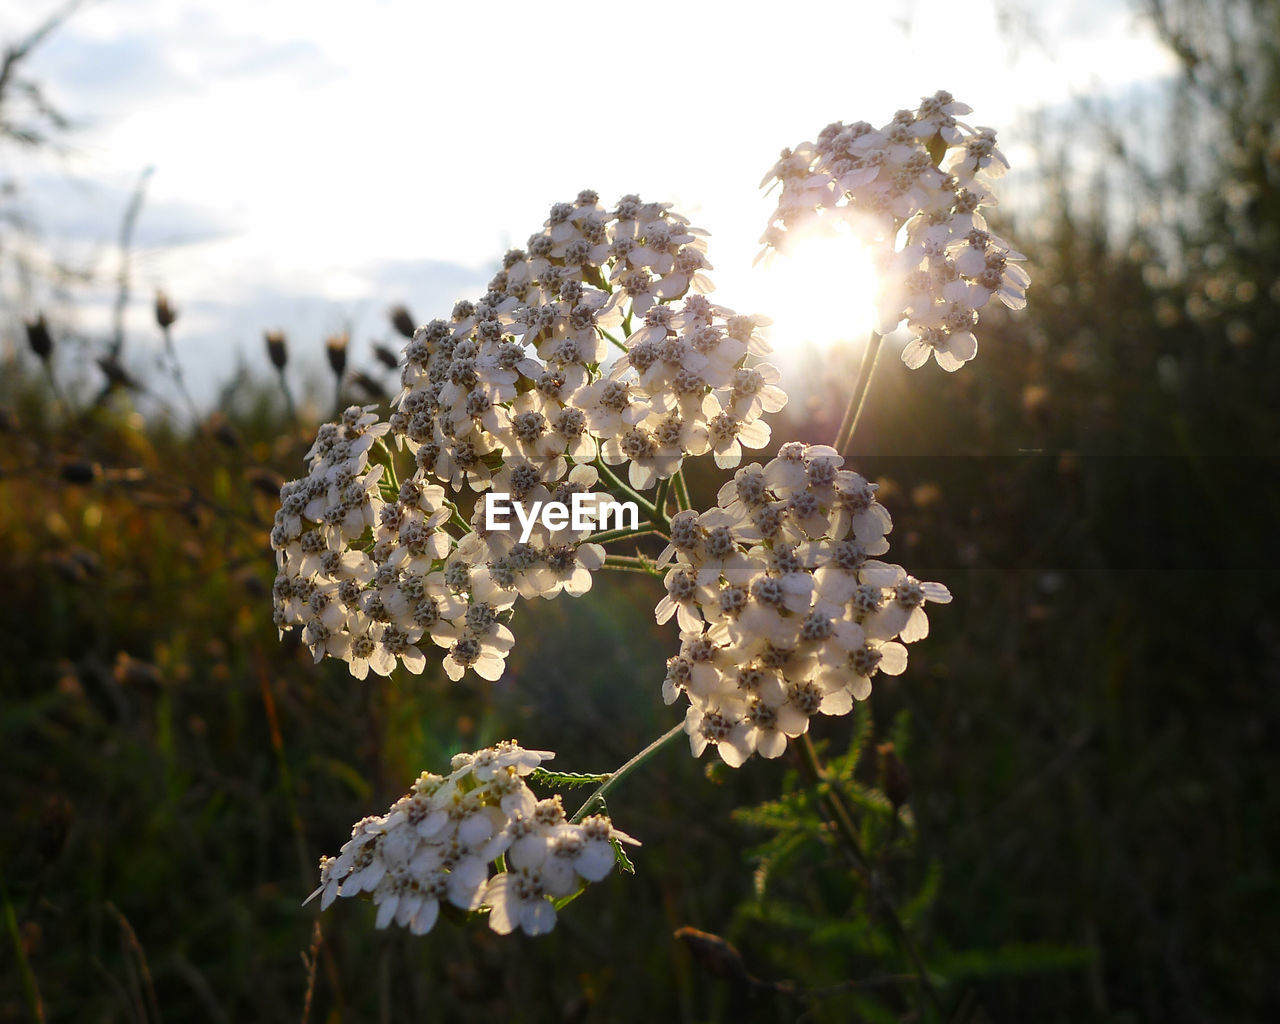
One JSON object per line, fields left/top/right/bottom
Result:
{"left": 571, "top": 723, "right": 685, "bottom": 822}
{"left": 591, "top": 525, "right": 660, "bottom": 545}
{"left": 672, "top": 468, "right": 692, "bottom": 512}
{"left": 593, "top": 458, "right": 664, "bottom": 530}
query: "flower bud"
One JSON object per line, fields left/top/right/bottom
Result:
{"left": 349, "top": 370, "right": 388, "bottom": 401}
{"left": 389, "top": 305, "right": 416, "bottom": 339}
{"left": 25, "top": 315, "right": 53, "bottom": 362}
{"left": 372, "top": 343, "right": 400, "bottom": 370}
{"left": 265, "top": 330, "right": 288, "bottom": 370}
{"left": 674, "top": 927, "right": 753, "bottom": 983}
{"left": 155, "top": 290, "right": 178, "bottom": 329}
{"left": 326, "top": 333, "right": 349, "bottom": 377}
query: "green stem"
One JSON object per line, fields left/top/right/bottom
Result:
{"left": 672, "top": 467, "right": 692, "bottom": 512}
{"left": 602, "top": 555, "right": 660, "bottom": 575}
{"left": 795, "top": 734, "right": 944, "bottom": 1016}
{"left": 571, "top": 723, "right": 685, "bottom": 822}
{"left": 833, "top": 331, "right": 883, "bottom": 454}
{"left": 162, "top": 324, "right": 200, "bottom": 424}
{"left": 599, "top": 327, "right": 628, "bottom": 353}
{"left": 593, "top": 459, "right": 662, "bottom": 526}
{"left": 591, "top": 525, "right": 660, "bottom": 545}
{"left": 42, "top": 360, "right": 68, "bottom": 417}
{"left": 374, "top": 438, "right": 400, "bottom": 494}
{"left": 653, "top": 476, "right": 672, "bottom": 519}
{"left": 1, "top": 869, "right": 43, "bottom": 1023}
{"left": 276, "top": 368, "right": 298, "bottom": 426}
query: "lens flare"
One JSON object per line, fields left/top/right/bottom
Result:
{"left": 747, "top": 229, "right": 879, "bottom": 355}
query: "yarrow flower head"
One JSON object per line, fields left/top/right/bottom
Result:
{"left": 272, "top": 194, "right": 789, "bottom": 684}
{"left": 759, "top": 91, "right": 1029, "bottom": 372}
{"left": 306, "top": 741, "right": 638, "bottom": 937}
{"left": 656, "top": 442, "right": 950, "bottom": 767}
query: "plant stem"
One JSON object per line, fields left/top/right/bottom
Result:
{"left": 375, "top": 438, "right": 400, "bottom": 494}
{"left": 653, "top": 476, "right": 672, "bottom": 520}
{"left": 602, "top": 555, "right": 660, "bottom": 575}
{"left": 275, "top": 368, "right": 298, "bottom": 426}
{"left": 591, "top": 525, "right": 660, "bottom": 545}
{"left": 672, "top": 467, "right": 691, "bottom": 511}
{"left": 42, "top": 360, "right": 67, "bottom": 416}
{"left": 833, "top": 331, "right": 883, "bottom": 454}
{"left": 1, "top": 868, "right": 44, "bottom": 1023}
{"left": 109, "top": 166, "right": 153, "bottom": 361}
{"left": 795, "top": 734, "right": 944, "bottom": 1016}
{"left": 817, "top": 327, "right": 946, "bottom": 1007}
{"left": 571, "top": 722, "right": 685, "bottom": 822}
{"left": 593, "top": 459, "right": 663, "bottom": 527}
{"left": 162, "top": 323, "right": 199, "bottom": 424}
{"left": 599, "top": 327, "right": 627, "bottom": 352}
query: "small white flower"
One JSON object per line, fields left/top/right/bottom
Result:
{"left": 484, "top": 868, "right": 557, "bottom": 936}
{"left": 307, "top": 744, "right": 636, "bottom": 938}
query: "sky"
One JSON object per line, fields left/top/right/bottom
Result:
{"left": 0, "top": 0, "right": 1180, "bottom": 412}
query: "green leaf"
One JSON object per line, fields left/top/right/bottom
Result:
{"left": 733, "top": 789, "right": 819, "bottom": 831}
{"left": 749, "top": 832, "right": 808, "bottom": 898}
{"left": 552, "top": 881, "right": 587, "bottom": 910}
{"left": 611, "top": 837, "right": 636, "bottom": 875}
{"left": 528, "top": 768, "right": 612, "bottom": 789}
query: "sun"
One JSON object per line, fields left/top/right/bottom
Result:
{"left": 743, "top": 228, "right": 880, "bottom": 357}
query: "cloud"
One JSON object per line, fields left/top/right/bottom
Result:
{"left": 10, "top": 169, "right": 236, "bottom": 248}
{"left": 38, "top": 31, "right": 191, "bottom": 113}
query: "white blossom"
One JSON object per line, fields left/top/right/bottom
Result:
{"left": 306, "top": 743, "right": 637, "bottom": 939}
{"left": 654, "top": 443, "right": 950, "bottom": 767}
{"left": 759, "top": 92, "right": 1028, "bottom": 371}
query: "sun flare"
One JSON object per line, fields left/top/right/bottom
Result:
{"left": 744, "top": 230, "right": 880, "bottom": 356}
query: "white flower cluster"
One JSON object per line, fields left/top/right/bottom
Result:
{"left": 657, "top": 443, "right": 951, "bottom": 767}
{"left": 271, "top": 193, "right": 787, "bottom": 683}
{"left": 393, "top": 191, "right": 782, "bottom": 490}
{"left": 307, "top": 741, "right": 638, "bottom": 938}
{"left": 759, "top": 90, "right": 1029, "bottom": 372}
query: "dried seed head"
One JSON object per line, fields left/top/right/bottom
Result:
{"left": 389, "top": 305, "right": 416, "bottom": 339}
{"left": 265, "top": 330, "right": 289, "bottom": 370}
{"left": 673, "top": 927, "right": 753, "bottom": 983}
{"left": 372, "top": 343, "right": 400, "bottom": 370}
{"left": 25, "top": 315, "right": 53, "bottom": 362}
{"left": 155, "top": 290, "right": 178, "bottom": 329}
{"left": 349, "top": 371, "right": 387, "bottom": 401}
{"left": 326, "top": 333, "right": 349, "bottom": 377}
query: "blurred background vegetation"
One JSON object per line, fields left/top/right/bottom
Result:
{"left": 2, "top": 0, "right": 1278, "bottom": 1021}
